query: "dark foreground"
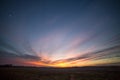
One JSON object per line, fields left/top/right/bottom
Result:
{"left": 0, "top": 66, "right": 120, "bottom": 80}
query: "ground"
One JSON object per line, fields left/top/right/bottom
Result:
{"left": 0, "top": 66, "right": 119, "bottom": 80}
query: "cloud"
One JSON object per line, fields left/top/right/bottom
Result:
{"left": 0, "top": 38, "right": 41, "bottom": 61}
{"left": 52, "top": 45, "right": 120, "bottom": 63}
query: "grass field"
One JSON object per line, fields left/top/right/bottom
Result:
{"left": 0, "top": 66, "right": 119, "bottom": 80}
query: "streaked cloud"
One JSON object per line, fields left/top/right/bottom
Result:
{"left": 0, "top": 0, "right": 120, "bottom": 67}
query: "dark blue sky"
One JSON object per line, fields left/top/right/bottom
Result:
{"left": 0, "top": 0, "right": 120, "bottom": 67}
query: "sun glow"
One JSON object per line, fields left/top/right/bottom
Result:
{"left": 26, "top": 57, "right": 119, "bottom": 68}
{"left": 52, "top": 62, "right": 69, "bottom": 68}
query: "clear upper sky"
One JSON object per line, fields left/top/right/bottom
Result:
{"left": 0, "top": 0, "right": 120, "bottom": 67}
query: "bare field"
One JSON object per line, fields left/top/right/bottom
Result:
{"left": 0, "top": 66, "right": 119, "bottom": 80}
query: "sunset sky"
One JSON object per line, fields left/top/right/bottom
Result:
{"left": 0, "top": 0, "right": 120, "bottom": 67}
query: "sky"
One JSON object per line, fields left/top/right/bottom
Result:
{"left": 0, "top": 0, "right": 120, "bottom": 67}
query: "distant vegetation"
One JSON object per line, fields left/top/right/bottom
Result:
{"left": 0, "top": 64, "right": 13, "bottom": 67}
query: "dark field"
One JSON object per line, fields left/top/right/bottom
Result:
{"left": 0, "top": 66, "right": 120, "bottom": 80}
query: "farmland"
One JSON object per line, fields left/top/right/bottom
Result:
{"left": 0, "top": 66, "right": 119, "bottom": 80}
